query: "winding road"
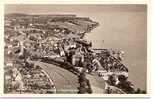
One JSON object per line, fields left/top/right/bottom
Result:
{"left": 33, "top": 61, "right": 79, "bottom": 94}
{"left": 30, "top": 60, "right": 106, "bottom": 94}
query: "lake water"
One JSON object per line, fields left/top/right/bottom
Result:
{"left": 83, "top": 11, "right": 147, "bottom": 90}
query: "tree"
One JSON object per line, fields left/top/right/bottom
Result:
{"left": 135, "top": 88, "right": 146, "bottom": 94}
{"left": 107, "top": 75, "right": 116, "bottom": 86}
{"left": 117, "top": 75, "right": 135, "bottom": 94}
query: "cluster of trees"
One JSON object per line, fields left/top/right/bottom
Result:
{"left": 116, "top": 75, "right": 135, "bottom": 94}
{"left": 135, "top": 88, "right": 146, "bottom": 94}
{"left": 106, "top": 74, "right": 146, "bottom": 94}
{"left": 78, "top": 72, "right": 92, "bottom": 94}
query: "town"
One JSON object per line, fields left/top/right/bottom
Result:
{"left": 4, "top": 13, "right": 145, "bottom": 94}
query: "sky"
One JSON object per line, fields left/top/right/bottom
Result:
{"left": 5, "top": 4, "right": 147, "bottom": 90}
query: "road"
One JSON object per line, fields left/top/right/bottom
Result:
{"left": 31, "top": 60, "right": 106, "bottom": 94}
{"left": 86, "top": 73, "right": 106, "bottom": 94}
{"left": 34, "top": 61, "right": 79, "bottom": 94}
